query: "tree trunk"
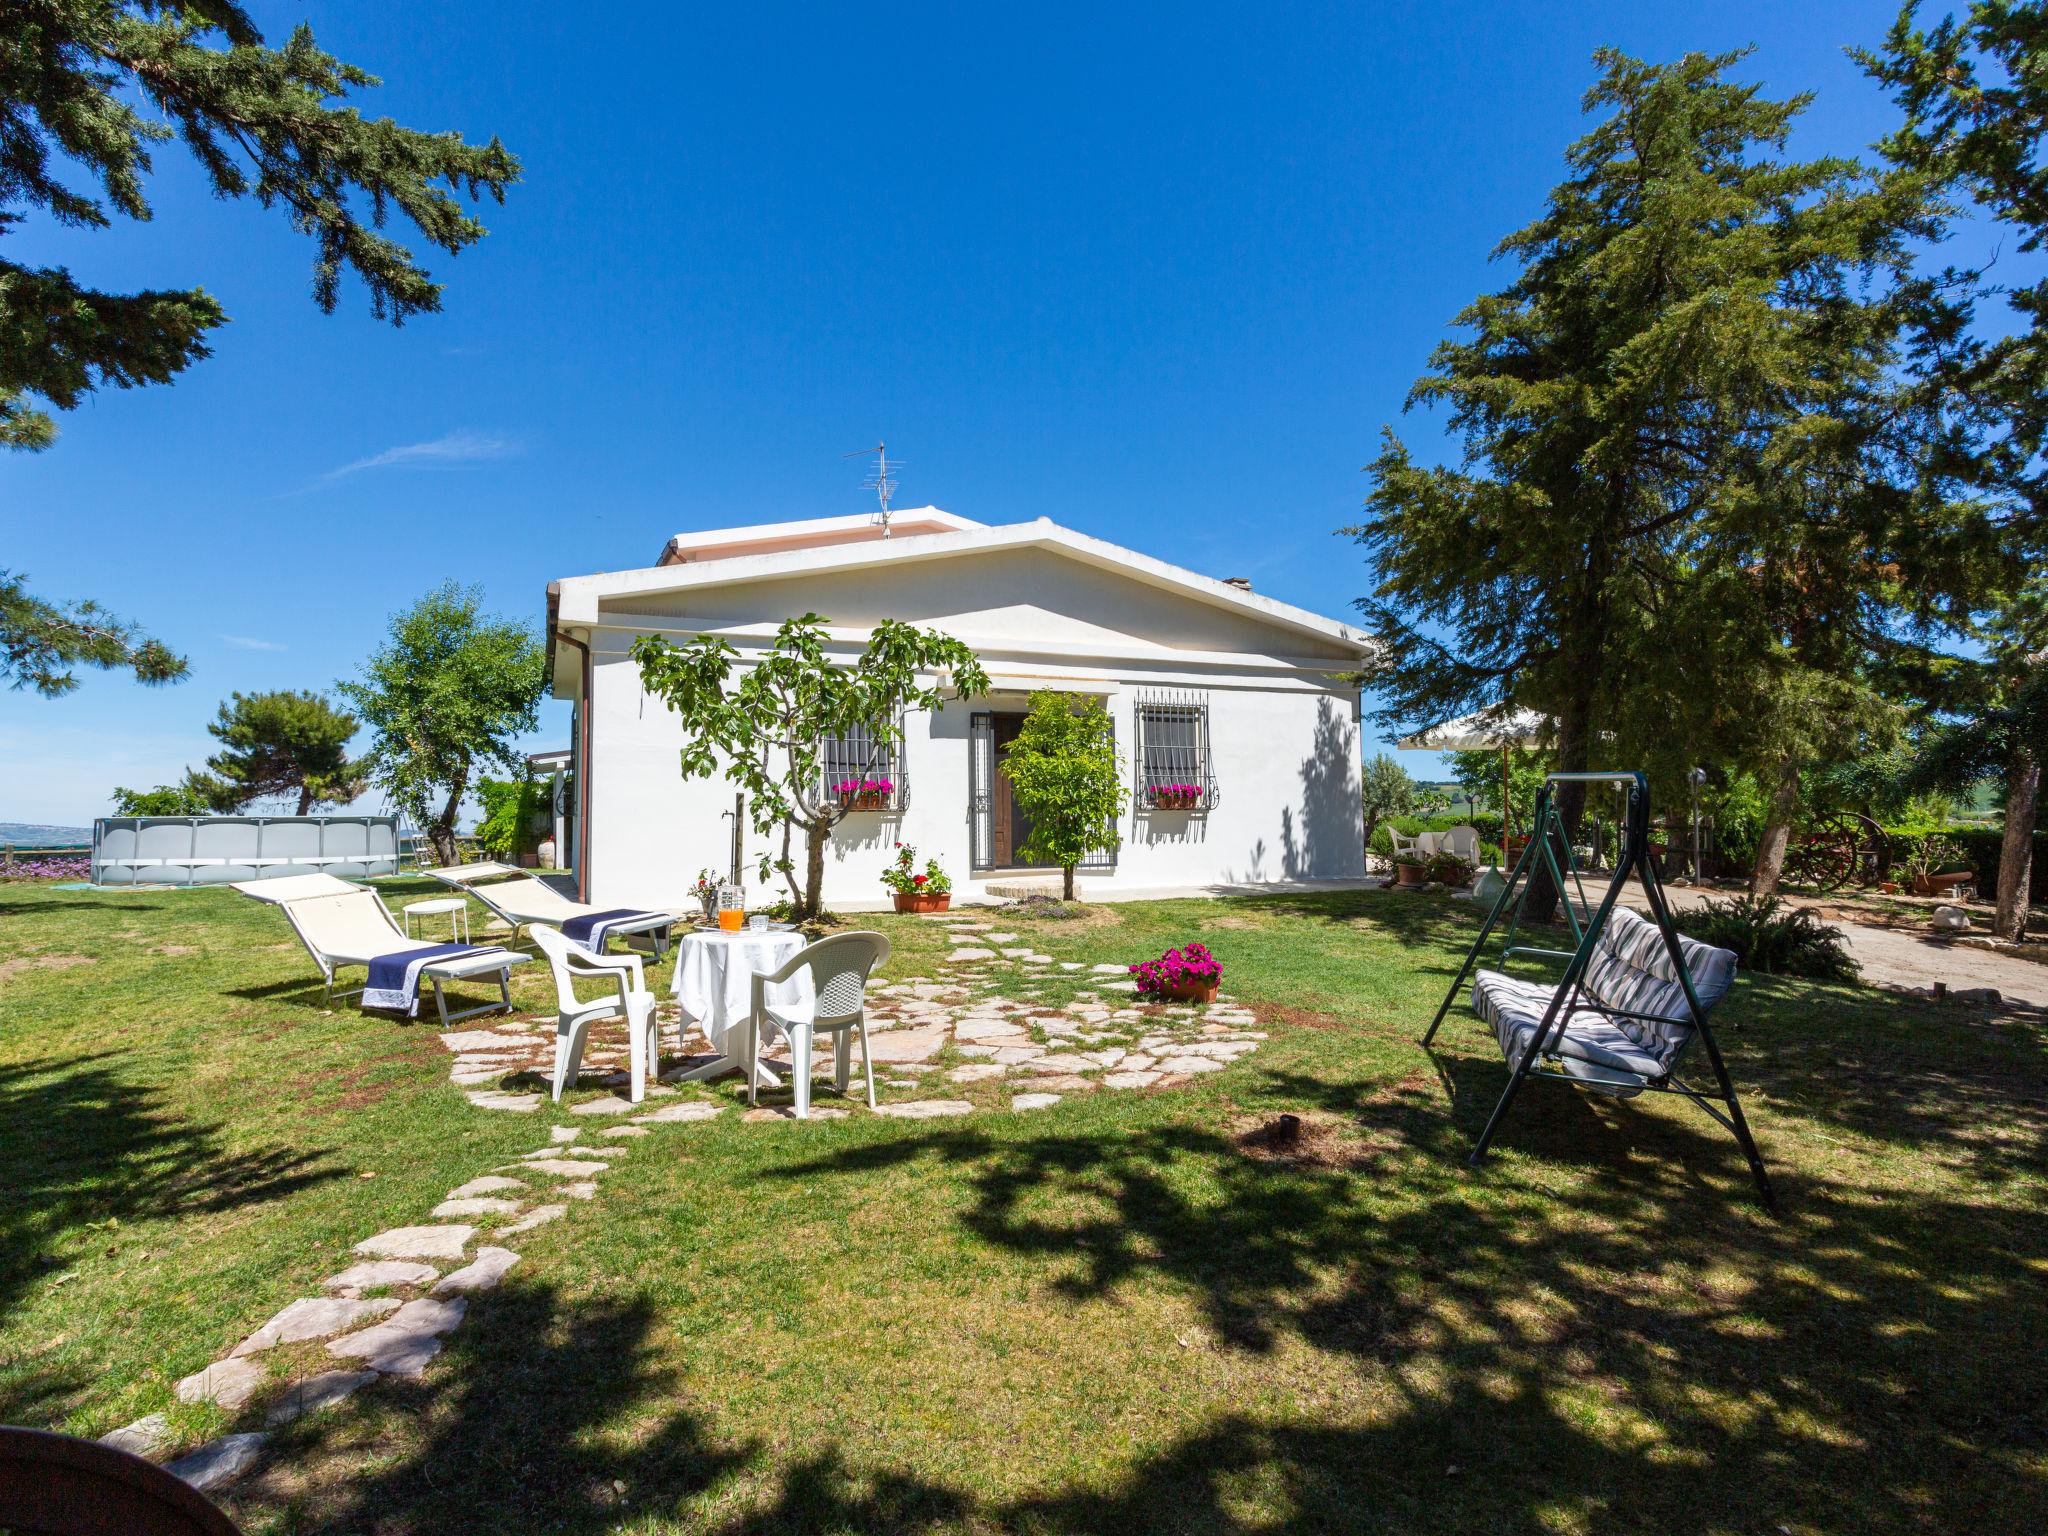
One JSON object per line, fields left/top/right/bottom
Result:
{"left": 1749, "top": 752, "right": 1802, "bottom": 898}
{"left": 295, "top": 783, "right": 315, "bottom": 817}
{"left": 1062, "top": 863, "right": 1076, "bottom": 901}
{"left": 778, "top": 819, "right": 802, "bottom": 909}
{"left": 428, "top": 778, "right": 465, "bottom": 867}
{"left": 1523, "top": 697, "right": 1592, "bottom": 924}
{"left": 802, "top": 821, "right": 828, "bottom": 919}
{"left": 1994, "top": 747, "right": 2039, "bottom": 943}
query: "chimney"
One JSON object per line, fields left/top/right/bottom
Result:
{"left": 1222, "top": 576, "right": 1252, "bottom": 592}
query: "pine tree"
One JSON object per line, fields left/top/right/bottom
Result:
{"left": 1, "top": 1, "right": 518, "bottom": 448}
{"left": 1, "top": 4, "right": 517, "bottom": 696}
{"left": 1348, "top": 48, "right": 1961, "bottom": 914}
{"left": 1, "top": 568, "right": 185, "bottom": 693}
{"left": 204, "top": 689, "right": 366, "bottom": 814}
{"left": 1864, "top": 2, "right": 2048, "bottom": 940}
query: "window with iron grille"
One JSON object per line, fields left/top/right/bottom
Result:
{"left": 1134, "top": 689, "right": 1216, "bottom": 812}
{"left": 817, "top": 718, "right": 905, "bottom": 813}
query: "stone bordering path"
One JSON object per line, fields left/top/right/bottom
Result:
{"left": 442, "top": 911, "right": 1267, "bottom": 1119}
{"left": 100, "top": 1101, "right": 733, "bottom": 1495}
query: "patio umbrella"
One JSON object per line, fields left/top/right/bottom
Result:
{"left": 1395, "top": 708, "right": 1549, "bottom": 842}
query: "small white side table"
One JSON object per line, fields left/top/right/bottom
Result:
{"left": 403, "top": 896, "right": 471, "bottom": 944}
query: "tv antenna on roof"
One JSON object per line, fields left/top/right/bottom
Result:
{"left": 843, "top": 441, "right": 902, "bottom": 535}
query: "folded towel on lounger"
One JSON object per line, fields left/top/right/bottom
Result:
{"left": 364, "top": 944, "right": 504, "bottom": 1017}
{"left": 561, "top": 908, "right": 670, "bottom": 956}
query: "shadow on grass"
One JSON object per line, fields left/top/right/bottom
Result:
{"left": 0, "top": 1053, "right": 342, "bottom": 1323}
{"left": 260, "top": 1281, "right": 971, "bottom": 1536}
{"left": 0, "top": 899, "right": 176, "bottom": 915}
{"left": 748, "top": 1067, "right": 2045, "bottom": 1530}
{"left": 229, "top": 1042, "right": 2048, "bottom": 1534}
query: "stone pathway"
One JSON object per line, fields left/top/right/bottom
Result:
{"left": 433, "top": 911, "right": 1267, "bottom": 1120}
{"left": 119, "top": 908, "right": 1268, "bottom": 1496}
{"left": 109, "top": 1102, "right": 739, "bottom": 1495}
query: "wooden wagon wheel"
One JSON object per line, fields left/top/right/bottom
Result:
{"left": 1783, "top": 811, "right": 1861, "bottom": 891}
{"left": 1846, "top": 811, "right": 1892, "bottom": 887}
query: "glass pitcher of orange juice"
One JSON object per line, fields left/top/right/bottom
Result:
{"left": 716, "top": 883, "right": 745, "bottom": 932}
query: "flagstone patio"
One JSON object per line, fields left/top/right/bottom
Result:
{"left": 438, "top": 909, "right": 1268, "bottom": 1118}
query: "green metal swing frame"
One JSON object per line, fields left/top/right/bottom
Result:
{"left": 1422, "top": 770, "right": 1776, "bottom": 1209}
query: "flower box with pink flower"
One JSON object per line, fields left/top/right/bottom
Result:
{"left": 1129, "top": 941, "right": 1223, "bottom": 1003}
{"left": 835, "top": 777, "right": 895, "bottom": 812}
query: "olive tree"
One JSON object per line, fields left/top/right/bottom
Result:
{"left": 339, "top": 584, "right": 547, "bottom": 866}
{"left": 633, "top": 615, "right": 988, "bottom": 919}
{"left": 1359, "top": 752, "right": 1417, "bottom": 859}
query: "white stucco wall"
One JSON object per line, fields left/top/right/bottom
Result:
{"left": 574, "top": 551, "right": 1364, "bottom": 910}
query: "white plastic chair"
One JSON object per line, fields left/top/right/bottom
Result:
{"left": 1440, "top": 825, "right": 1480, "bottom": 864}
{"left": 744, "top": 932, "right": 892, "bottom": 1118}
{"left": 1388, "top": 827, "right": 1423, "bottom": 863}
{"left": 530, "top": 924, "right": 660, "bottom": 1104}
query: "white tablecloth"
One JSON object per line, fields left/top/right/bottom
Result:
{"left": 670, "top": 929, "right": 812, "bottom": 1052}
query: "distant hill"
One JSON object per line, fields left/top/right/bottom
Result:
{"left": 0, "top": 823, "right": 91, "bottom": 848}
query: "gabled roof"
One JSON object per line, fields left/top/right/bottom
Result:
{"left": 655, "top": 506, "right": 983, "bottom": 566}
{"left": 554, "top": 516, "right": 1373, "bottom": 660}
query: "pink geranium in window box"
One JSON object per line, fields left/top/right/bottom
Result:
{"left": 836, "top": 776, "right": 895, "bottom": 811}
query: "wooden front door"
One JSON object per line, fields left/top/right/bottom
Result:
{"left": 989, "top": 713, "right": 1045, "bottom": 868}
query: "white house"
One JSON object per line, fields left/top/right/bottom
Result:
{"left": 546, "top": 508, "right": 1371, "bottom": 909}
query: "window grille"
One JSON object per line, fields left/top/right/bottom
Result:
{"left": 817, "top": 718, "right": 905, "bottom": 813}
{"left": 1133, "top": 689, "right": 1216, "bottom": 812}
{"left": 969, "top": 712, "right": 995, "bottom": 870}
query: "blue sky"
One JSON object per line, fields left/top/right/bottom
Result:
{"left": 2, "top": 1, "right": 1923, "bottom": 827}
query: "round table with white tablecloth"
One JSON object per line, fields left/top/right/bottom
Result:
{"left": 669, "top": 928, "right": 814, "bottom": 1082}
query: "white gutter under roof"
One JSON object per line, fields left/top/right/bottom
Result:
{"left": 556, "top": 517, "right": 1374, "bottom": 657}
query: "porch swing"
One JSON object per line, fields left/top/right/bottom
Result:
{"left": 1422, "top": 770, "right": 1776, "bottom": 1208}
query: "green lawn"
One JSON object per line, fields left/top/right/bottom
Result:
{"left": 2, "top": 878, "right": 2043, "bottom": 1534}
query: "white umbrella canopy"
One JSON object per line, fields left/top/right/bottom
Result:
{"left": 1395, "top": 708, "right": 1552, "bottom": 849}
{"left": 1394, "top": 708, "right": 1549, "bottom": 753}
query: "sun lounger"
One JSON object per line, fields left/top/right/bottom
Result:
{"left": 231, "top": 874, "right": 530, "bottom": 1026}
{"left": 425, "top": 862, "right": 678, "bottom": 956}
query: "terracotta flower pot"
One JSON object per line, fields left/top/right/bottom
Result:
{"left": 1150, "top": 979, "right": 1219, "bottom": 1004}
{"left": 845, "top": 792, "right": 887, "bottom": 812}
{"left": 893, "top": 891, "right": 951, "bottom": 913}
{"left": 1394, "top": 862, "right": 1426, "bottom": 887}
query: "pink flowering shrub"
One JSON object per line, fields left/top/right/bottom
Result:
{"left": 835, "top": 778, "right": 895, "bottom": 800}
{"left": 1148, "top": 782, "right": 1204, "bottom": 806}
{"left": 0, "top": 854, "right": 90, "bottom": 882}
{"left": 1129, "top": 941, "right": 1221, "bottom": 995}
